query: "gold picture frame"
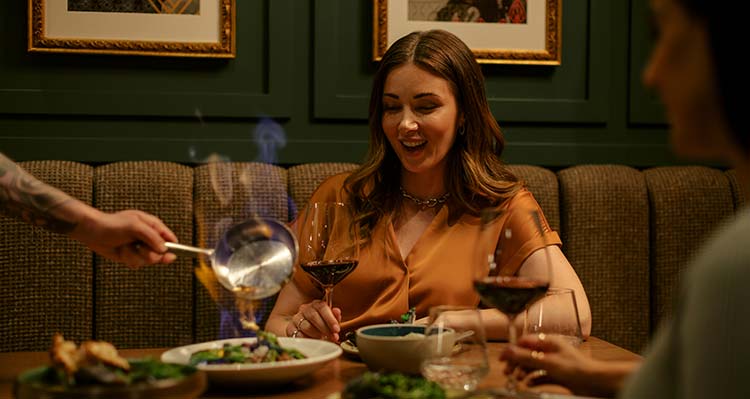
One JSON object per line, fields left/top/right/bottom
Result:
{"left": 28, "top": 0, "right": 235, "bottom": 58}
{"left": 373, "top": 0, "right": 561, "bottom": 65}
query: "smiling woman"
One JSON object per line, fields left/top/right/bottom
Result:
{"left": 265, "top": 29, "right": 591, "bottom": 345}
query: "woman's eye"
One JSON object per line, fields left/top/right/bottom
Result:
{"left": 383, "top": 104, "right": 400, "bottom": 112}
{"left": 419, "top": 104, "right": 438, "bottom": 112}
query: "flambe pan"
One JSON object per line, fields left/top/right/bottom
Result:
{"left": 165, "top": 217, "right": 297, "bottom": 300}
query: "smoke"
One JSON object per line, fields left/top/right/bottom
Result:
{"left": 189, "top": 110, "right": 290, "bottom": 339}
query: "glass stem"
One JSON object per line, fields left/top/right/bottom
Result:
{"left": 324, "top": 286, "right": 333, "bottom": 308}
{"left": 506, "top": 313, "right": 518, "bottom": 392}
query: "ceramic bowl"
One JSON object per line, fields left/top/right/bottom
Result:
{"left": 355, "top": 324, "right": 434, "bottom": 375}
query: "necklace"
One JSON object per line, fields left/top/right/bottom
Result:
{"left": 400, "top": 187, "right": 450, "bottom": 210}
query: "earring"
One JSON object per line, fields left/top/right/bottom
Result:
{"left": 458, "top": 125, "right": 465, "bottom": 136}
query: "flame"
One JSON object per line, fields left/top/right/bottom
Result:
{"left": 189, "top": 113, "right": 290, "bottom": 339}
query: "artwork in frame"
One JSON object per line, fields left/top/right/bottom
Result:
{"left": 373, "top": 0, "right": 561, "bottom": 65}
{"left": 28, "top": 0, "right": 235, "bottom": 58}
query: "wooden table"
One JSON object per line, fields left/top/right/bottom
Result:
{"left": 0, "top": 337, "right": 640, "bottom": 399}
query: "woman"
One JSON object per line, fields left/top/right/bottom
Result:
{"left": 266, "top": 30, "right": 591, "bottom": 343}
{"left": 501, "top": 0, "right": 750, "bottom": 397}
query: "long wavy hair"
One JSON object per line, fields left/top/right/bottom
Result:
{"left": 343, "top": 30, "right": 522, "bottom": 242}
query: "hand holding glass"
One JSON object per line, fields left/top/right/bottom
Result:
{"left": 297, "top": 202, "right": 360, "bottom": 308}
{"left": 473, "top": 208, "right": 552, "bottom": 393}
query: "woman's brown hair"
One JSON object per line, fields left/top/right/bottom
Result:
{"left": 344, "top": 29, "right": 521, "bottom": 241}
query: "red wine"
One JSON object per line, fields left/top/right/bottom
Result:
{"left": 474, "top": 277, "right": 548, "bottom": 316}
{"left": 301, "top": 259, "right": 358, "bottom": 287}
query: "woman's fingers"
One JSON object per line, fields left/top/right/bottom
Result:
{"left": 297, "top": 300, "right": 341, "bottom": 342}
{"left": 501, "top": 334, "right": 567, "bottom": 374}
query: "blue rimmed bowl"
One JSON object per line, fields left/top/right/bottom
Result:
{"left": 355, "top": 324, "right": 433, "bottom": 375}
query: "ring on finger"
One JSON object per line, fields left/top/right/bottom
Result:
{"left": 531, "top": 350, "right": 545, "bottom": 360}
{"left": 294, "top": 315, "right": 307, "bottom": 329}
{"left": 530, "top": 369, "right": 547, "bottom": 379}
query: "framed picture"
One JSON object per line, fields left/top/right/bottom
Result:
{"left": 373, "top": 0, "right": 561, "bottom": 65}
{"left": 28, "top": 0, "right": 235, "bottom": 58}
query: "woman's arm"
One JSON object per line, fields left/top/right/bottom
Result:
{"left": 517, "top": 245, "right": 592, "bottom": 338}
{"left": 482, "top": 245, "right": 592, "bottom": 341}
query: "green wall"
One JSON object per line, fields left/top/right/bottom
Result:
{"left": 1, "top": 0, "right": 682, "bottom": 166}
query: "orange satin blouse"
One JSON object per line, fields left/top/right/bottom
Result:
{"left": 290, "top": 173, "right": 561, "bottom": 334}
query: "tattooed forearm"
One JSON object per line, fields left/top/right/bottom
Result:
{"left": 0, "top": 154, "right": 78, "bottom": 233}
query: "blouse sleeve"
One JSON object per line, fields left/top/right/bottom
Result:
{"left": 495, "top": 189, "right": 561, "bottom": 276}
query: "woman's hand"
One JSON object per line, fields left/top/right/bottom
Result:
{"left": 500, "top": 334, "right": 633, "bottom": 397}
{"left": 285, "top": 300, "right": 343, "bottom": 342}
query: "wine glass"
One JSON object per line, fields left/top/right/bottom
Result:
{"left": 297, "top": 202, "right": 360, "bottom": 309}
{"left": 473, "top": 208, "right": 553, "bottom": 394}
{"left": 420, "top": 306, "right": 489, "bottom": 395}
{"left": 524, "top": 287, "right": 583, "bottom": 347}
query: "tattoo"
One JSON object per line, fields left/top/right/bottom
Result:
{"left": 0, "top": 153, "right": 78, "bottom": 233}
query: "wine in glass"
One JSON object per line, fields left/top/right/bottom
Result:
{"left": 473, "top": 208, "right": 552, "bottom": 394}
{"left": 298, "top": 202, "right": 360, "bottom": 309}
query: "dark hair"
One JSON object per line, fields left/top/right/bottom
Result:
{"left": 343, "top": 30, "right": 521, "bottom": 241}
{"left": 679, "top": 0, "right": 749, "bottom": 153}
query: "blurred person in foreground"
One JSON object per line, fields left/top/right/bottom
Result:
{"left": 501, "top": 0, "right": 750, "bottom": 397}
{"left": 266, "top": 29, "right": 591, "bottom": 343}
{"left": 0, "top": 153, "right": 177, "bottom": 268}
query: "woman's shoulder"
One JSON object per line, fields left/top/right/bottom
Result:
{"left": 502, "top": 187, "right": 539, "bottom": 210}
{"left": 308, "top": 172, "right": 352, "bottom": 202}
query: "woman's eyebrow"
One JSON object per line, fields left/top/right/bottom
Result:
{"left": 414, "top": 92, "right": 439, "bottom": 99}
{"left": 383, "top": 92, "right": 439, "bottom": 100}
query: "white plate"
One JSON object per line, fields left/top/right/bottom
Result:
{"left": 161, "top": 337, "right": 342, "bottom": 385}
{"left": 340, "top": 340, "right": 359, "bottom": 358}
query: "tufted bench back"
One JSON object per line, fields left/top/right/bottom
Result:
{"left": 1, "top": 162, "right": 745, "bottom": 353}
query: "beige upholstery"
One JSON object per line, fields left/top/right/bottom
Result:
{"left": 558, "top": 165, "right": 650, "bottom": 352}
{"left": 1, "top": 161, "right": 746, "bottom": 353}
{"left": 93, "top": 162, "right": 194, "bottom": 349}
{"left": 644, "top": 167, "right": 735, "bottom": 333}
{"left": 0, "top": 161, "right": 93, "bottom": 352}
{"left": 726, "top": 169, "right": 748, "bottom": 210}
{"left": 193, "top": 162, "right": 289, "bottom": 343}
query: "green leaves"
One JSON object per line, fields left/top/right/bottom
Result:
{"left": 342, "top": 372, "right": 446, "bottom": 399}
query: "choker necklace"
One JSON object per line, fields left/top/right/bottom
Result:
{"left": 400, "top": 187, "right": 450, "bottom": 210}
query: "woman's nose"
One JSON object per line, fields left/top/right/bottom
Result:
{"left": 398, "top": 110, "right": 418, "bottom": 133}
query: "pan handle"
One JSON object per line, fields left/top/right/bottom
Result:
{"left": 165, "top": 242, "right": 214, "bottom": 259}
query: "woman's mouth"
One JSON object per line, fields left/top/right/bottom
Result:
{"left": 401, "top": 140, "right": 427, "bottom": 152}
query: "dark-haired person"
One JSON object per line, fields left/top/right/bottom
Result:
{"left": 501, "top": 0, "right": 750, "bottom": 397}
{"left": 0, "top": 153, "right": 177, "bottom": 268}
{"left": 266, "top": 30, "right": 591, "bottom": 343}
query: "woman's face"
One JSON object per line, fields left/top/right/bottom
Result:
{"left": 381, "top": 63, "right": 460, "bottom": 180}
{"left": 643, "top": 0, "right": 731, "bottom": 159}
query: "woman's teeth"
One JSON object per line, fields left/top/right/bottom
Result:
{"left": 402, "top": 140, "right": 426, "bottom": 148}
